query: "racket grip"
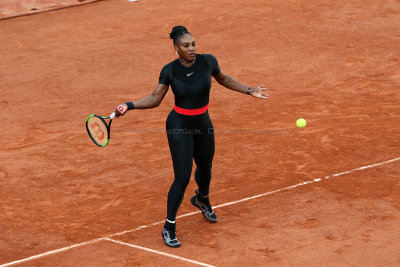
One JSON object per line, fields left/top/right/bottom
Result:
{"left": 110, "top": 112, "right": 116, "bottom": 120}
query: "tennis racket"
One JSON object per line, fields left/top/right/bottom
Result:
{"left": 86, "top": 112, "right": 116, "bottom": 147}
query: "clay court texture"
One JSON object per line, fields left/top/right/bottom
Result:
{"left": 0, "top": 0, "right": 399, "bottom": 266}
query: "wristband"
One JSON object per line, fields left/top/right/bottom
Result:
{"left": 126, "top": 102, "right": 135, "bottom": 110}
{"left": 246, "top": 87, "right": 251, "bottom": 95}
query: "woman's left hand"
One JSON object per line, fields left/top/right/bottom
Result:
{"left": 250, "top": 85, "right": 269, "bottom": 99}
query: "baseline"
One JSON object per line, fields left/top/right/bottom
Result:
{"left": 1, "top": 156, "right": 399, "bottom": 267}
{"left": 104, "top": 238, "right": 215, "bottom": 267}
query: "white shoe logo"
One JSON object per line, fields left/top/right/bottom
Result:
{"left": 196, "top": 199, "right": 208, "bottom": 213}
{"left": 187, "top": 72, "right": 194, "bottom": 76}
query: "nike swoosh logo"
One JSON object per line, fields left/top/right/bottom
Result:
{"left": 196, "top": 199, "right": 208, "bottom": 213}
{"left": 187, "top": 72, "right": 194, "bottom": 76}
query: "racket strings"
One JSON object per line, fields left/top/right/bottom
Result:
{"left": 87, "top": 116, "right": 109, "bottom": 146}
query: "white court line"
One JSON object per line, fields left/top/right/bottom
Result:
{"left": 0, "top": 238, "right": 104, "bottom": 267}
{"left": 212, "top": 156, "right": 400, "bottom": 209}
{"left": 104, "top": 238, "right": 215, "bottom": 267}
{"left": 1, "top": 156, "right": 399, "bottom": 267}
{"left": 109, "top": 210, "right": 202, "bottom": 237}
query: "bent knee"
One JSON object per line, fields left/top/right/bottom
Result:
{"left": 172, "top": 176, "right": 191, "bottom": 189}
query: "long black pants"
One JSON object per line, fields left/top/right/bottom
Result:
{"left": 165, "top": 110, "right": 215, "bottom": 221}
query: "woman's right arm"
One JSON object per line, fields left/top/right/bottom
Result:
{"left": 114, "top": 83, "right": 169, "bottom": 117}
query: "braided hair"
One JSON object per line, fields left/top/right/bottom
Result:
{"left": 170, "top": 25, "right": 191, "bottom": 45}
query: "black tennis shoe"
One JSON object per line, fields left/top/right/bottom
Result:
{"left": 161, "top": 224, "right": 180, "bottom": 247}
{"left": 190, "top": 190, "right": 218, "bottom": 223}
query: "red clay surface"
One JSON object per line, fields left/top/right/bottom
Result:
{"left": 0, "top": 0, "right": 399, "bottom": 266}
{"left": 0, "top": 0, "right": 102, "bottom": 20}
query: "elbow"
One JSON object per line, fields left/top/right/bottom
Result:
{"left": 217, "top": 75, "right": 228, "bottom": 86}
{"left": 149, "top": 94, "right": 161, "bottom": 108}
{"left": 152, "top": 98, "right": 162, "bottom": 108}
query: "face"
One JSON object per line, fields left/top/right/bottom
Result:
{"left": 175, "top": 34, "right": 196, "bottom": 62}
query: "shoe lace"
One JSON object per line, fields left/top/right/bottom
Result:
{"left": 166, "top": 227, "right": 177, "bottom": 240}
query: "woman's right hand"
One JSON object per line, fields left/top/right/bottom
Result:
{"left": 114, "top": 103, "right": 128, "bottom": 118}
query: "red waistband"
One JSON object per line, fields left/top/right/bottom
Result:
{"left": 174, "top": 104, "right": 209, "bottom": 115}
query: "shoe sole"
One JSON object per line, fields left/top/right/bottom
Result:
{"left": 161, "top": 232, "right": 181, "bottom": 248}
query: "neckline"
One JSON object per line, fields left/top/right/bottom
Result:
{"left": 178, "top": 54, "right": 197, "bottom": 68}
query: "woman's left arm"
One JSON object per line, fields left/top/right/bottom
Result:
{"left": 213, "top": 71, "right": 269, "bottom": 99}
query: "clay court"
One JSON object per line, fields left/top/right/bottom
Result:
{"left": 0, "top": 0, "right": 399, "bottom": 266}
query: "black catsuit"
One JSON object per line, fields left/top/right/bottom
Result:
{"left": 159, "top": 54, "right": 221, "bottom": 222}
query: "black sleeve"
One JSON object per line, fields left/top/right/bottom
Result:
{"left": 204, "top": 54, "right": 221, "bottom": 76}
{"left": 159, "top": 65, "right": 170, "bottom": 86}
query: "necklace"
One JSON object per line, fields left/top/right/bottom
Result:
{"left": 179, "top": 55, "right": 196, "bottom": 67}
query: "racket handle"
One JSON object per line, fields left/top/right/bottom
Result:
{"left": 110, "top": 112, "right": 116, "bottom": 120}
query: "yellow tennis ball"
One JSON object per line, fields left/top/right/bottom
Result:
{"left": 296, "top": 118, "right": 307, "bottom": 128}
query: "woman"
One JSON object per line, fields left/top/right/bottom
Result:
{"left": 114, "top": 25, "right": 269, "bottom": 247}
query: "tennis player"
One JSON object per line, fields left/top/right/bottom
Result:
{"left": 114, "top": 25, "right": 269, "bottom": 247}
